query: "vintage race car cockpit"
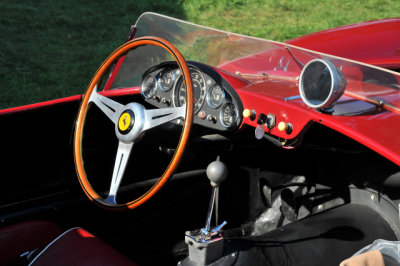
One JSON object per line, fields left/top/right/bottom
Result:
{"left": 1, "top": 12, "right": 400, "bottom": 266}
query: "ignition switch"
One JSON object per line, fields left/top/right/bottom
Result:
{"left": 265, "top": 113, "right": 276, "bottom": 129}
{"left": 255, "top": 113, "right": 267, "bottom": 140}
{"left": 257, "top": 113, "right": 267, "bottom": 125}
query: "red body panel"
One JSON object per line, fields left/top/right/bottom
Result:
{"left": 0, "top": 95, "right": 82, "bottom": 116}
{"left": 287, "top": 18, "right": 400, "bottom": 69}
{"left": 0, "top": 88, "right": 141, "bottom": 116}
{"left": 235, "top": 79, "right": 400, "bottom": 166}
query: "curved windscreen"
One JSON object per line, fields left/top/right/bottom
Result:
{"left": 115, "top": 12, "right": 400, "bottom": 115}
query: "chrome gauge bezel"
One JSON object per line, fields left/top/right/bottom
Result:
{"left": 219, "top": 101, "right": 239, "bottom": 128}
{"left": 141, "top": 74, "right": 158, "bottom": 99}
{"left": 207, "top": 84, "right": 225, "bottom": 109}
{"left": 174, "top": 69, "right": 207, "bottom": 114}
{"left": 299, "top": 59, "right": 346, "bottom": 111}
{"left": 158, "top": 68, "right": 176, "bottom": 92}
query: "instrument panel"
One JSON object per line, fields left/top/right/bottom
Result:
{"left": 141, "top": 62, "right": 243, "bottom": 131}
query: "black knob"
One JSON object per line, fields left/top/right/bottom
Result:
{"left": 162, "top": 98, "right": 171, "bottom": 106}
{"left": 154, "top": 95, "right": 161, "bottom": 102}
{"left": 207, "top": 115, "right": 216, "bottom": 123}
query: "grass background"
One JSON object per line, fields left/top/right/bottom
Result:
{"left": 1, "top": 0, "right": 399, "bottom": 109}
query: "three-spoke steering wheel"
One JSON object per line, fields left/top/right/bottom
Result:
{"left": 74, "top": 37, "right": 193, "bottom": 209}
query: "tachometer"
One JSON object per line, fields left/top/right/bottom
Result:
{"left": 175, "top": 69, "right": 206, "bottom": 114}
{"left": 141, "top": 74, "right": 158, "bottom": 98}
{"left": 158, "top": 68, "right": 176, "bottom": 91}
{"left": 220, "top": 102, "right": 238, "bottom": 128}
{"left": 207, "top": 84, "right": 225, "bottom": 109}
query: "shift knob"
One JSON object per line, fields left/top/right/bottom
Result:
{"left": 206, "top": 160, "right": 228, "bottom": 187}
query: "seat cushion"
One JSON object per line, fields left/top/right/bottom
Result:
{"left": 0, "top": 220, "right": 63, "bottom": 265}
{"left": 30, "top": 227, "right": 136, "bottom": 265}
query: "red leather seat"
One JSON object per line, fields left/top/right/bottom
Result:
{"left": 0, "top": 220, "right": 63, "bottom": 265}
{"left": 30, "top": 227, "right": 136, "bottom": 266}
{"left": 0, "top": 221, "right": 136, "bottom": 265}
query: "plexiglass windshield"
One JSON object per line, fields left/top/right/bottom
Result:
{"left": 112, "top": 12, "right": 400, "bottom": 114}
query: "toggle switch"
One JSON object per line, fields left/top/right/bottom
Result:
{"left": 278, "top": 122, "right": 292, "bottom": 134}
{"left": 243, "top": 109, "right": 256, "bottom": 121}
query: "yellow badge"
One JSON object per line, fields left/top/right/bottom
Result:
{"left": 118, "top": 112, "right": 131, "bottom": 132}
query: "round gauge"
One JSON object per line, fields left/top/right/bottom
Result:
{"left": 158, "top": 68, "right": 176, "bottom": 91}
{"left": 175, "top": 69, "right": 206, "bottom": 114}
{"left": 299, "top": 59, "right": 346, "bottom": 111}
{"left": 207, "top": 84, "right": 225, "bottom": 109}
{"left": 220, "top": 102, "right": 238, "bottom": 128}
{"left": 141, "top": 74, "right": 158, "bottom": 98}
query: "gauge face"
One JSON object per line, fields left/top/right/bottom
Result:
{"left": 158, "top": 68, "right": 176, "bottom": 91}
{"left": 299, "top": 59, "right": 346, "bottom": 111}
{"left": 207, "top": 84, "right": 225, "bottom": 109}
{"left": 301, "top": 60, "right": 332, "bottom": 106}
{"left": 175, "top": 69, "right": 206, "bottom": 114}
{"left": 141, "top": 75, "right": 158, "bottom": 98}
{"left": 220, "top": 102, "right": 238, "bottom": 128}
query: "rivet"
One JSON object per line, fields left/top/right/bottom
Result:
{"left": 318, "top": 204, "right": 324, "bottom": 210}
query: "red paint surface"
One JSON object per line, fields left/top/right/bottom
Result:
{"left": 0, "top": 95, "right": 82, "bottom": 115}
{"left": 103, "top": 55, "right": 126, "bottom": 91}
{"left": 233, "top": 77, "right": 400, "bottom": 166}
{"left": 287, "top": 18, "right": 400, "bottom": 69}
{"left": 0, "top": 88, "right": 141, "bottom": 116}
{"left": 77, "top": 228, "right": 95, "bottom": 238}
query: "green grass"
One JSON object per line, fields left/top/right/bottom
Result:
{"left": 183, "top": 0, "right": 400, "bottom": 40}
{"left": 0, "top": 0, "right": 399, "bottom": 108}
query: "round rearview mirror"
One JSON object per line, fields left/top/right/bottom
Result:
{"left": 299, "top": 59, "right": 346, "bottom": 112}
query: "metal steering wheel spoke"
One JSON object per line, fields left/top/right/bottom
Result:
{"left": 89, "top": 88, "right": 124, "bottom": 124}
{"left": 105, "top": 141, "right": 134, "bottom": 204}
{"left": 143, "top": 106, "right": 186, "bottom": 131}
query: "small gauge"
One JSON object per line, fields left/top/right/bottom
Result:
{"left": 207, "top": 84, "right": 225, "bottom": 109}
{"left": 220, "top": 102, "right": 238, "bottom": 128}
{"left": 158, "top": 68, "right": 176, "bottom": 91}
{"left": 141, "top": 75, "right": 158, "bottom": 98}
{"left": 175, "top": 69, "right": 206, "bottom": 114}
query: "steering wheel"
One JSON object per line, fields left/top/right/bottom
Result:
{"left": 74, "top": 37, "right": 193, "bottom": 209}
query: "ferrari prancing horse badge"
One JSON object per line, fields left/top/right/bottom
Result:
{"left": 118, "top": 110, "right": 134, "bottom": 134}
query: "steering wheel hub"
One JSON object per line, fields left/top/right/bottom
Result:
{"left": 118, "top": 110, "right": 134, "bottom": 135}
{"left": 115, "top": 103, "right": 147, "bottom": 144}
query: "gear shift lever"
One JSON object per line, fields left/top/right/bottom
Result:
{"left": 203, "top": 157, "right": 227, "bottom": 236}
{"left": 180, "top": 157, "right": 228, "bottom": 266}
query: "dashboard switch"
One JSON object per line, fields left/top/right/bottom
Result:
{"left": 162, "top": 98, "right": 171, "bottom": 106}
{"left": 265, "top": 113, "right": 276, "bottom": 129}
{"left": 243, "top": 109, "right": 256, "bottom": 121}
{"left": 278, "top": 122, "right": 288, "bottom": 131}
{"left": 257, "top": 113, "right": 267, "bottom": 125}
{"left": 207, "top": 115, "right": 217, "bottom": 123}
{"left": 278, "top": 122, "right": 292, "bottom": 134}
{"left": 198, "top": 111, "right": 206, "bottom": 119}
{"left": 154, "top": 95, "right": 161, "bottom": 102}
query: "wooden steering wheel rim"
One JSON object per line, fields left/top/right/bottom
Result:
{"left": 74, "top": 37, "right": 193, "bottom": 210}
